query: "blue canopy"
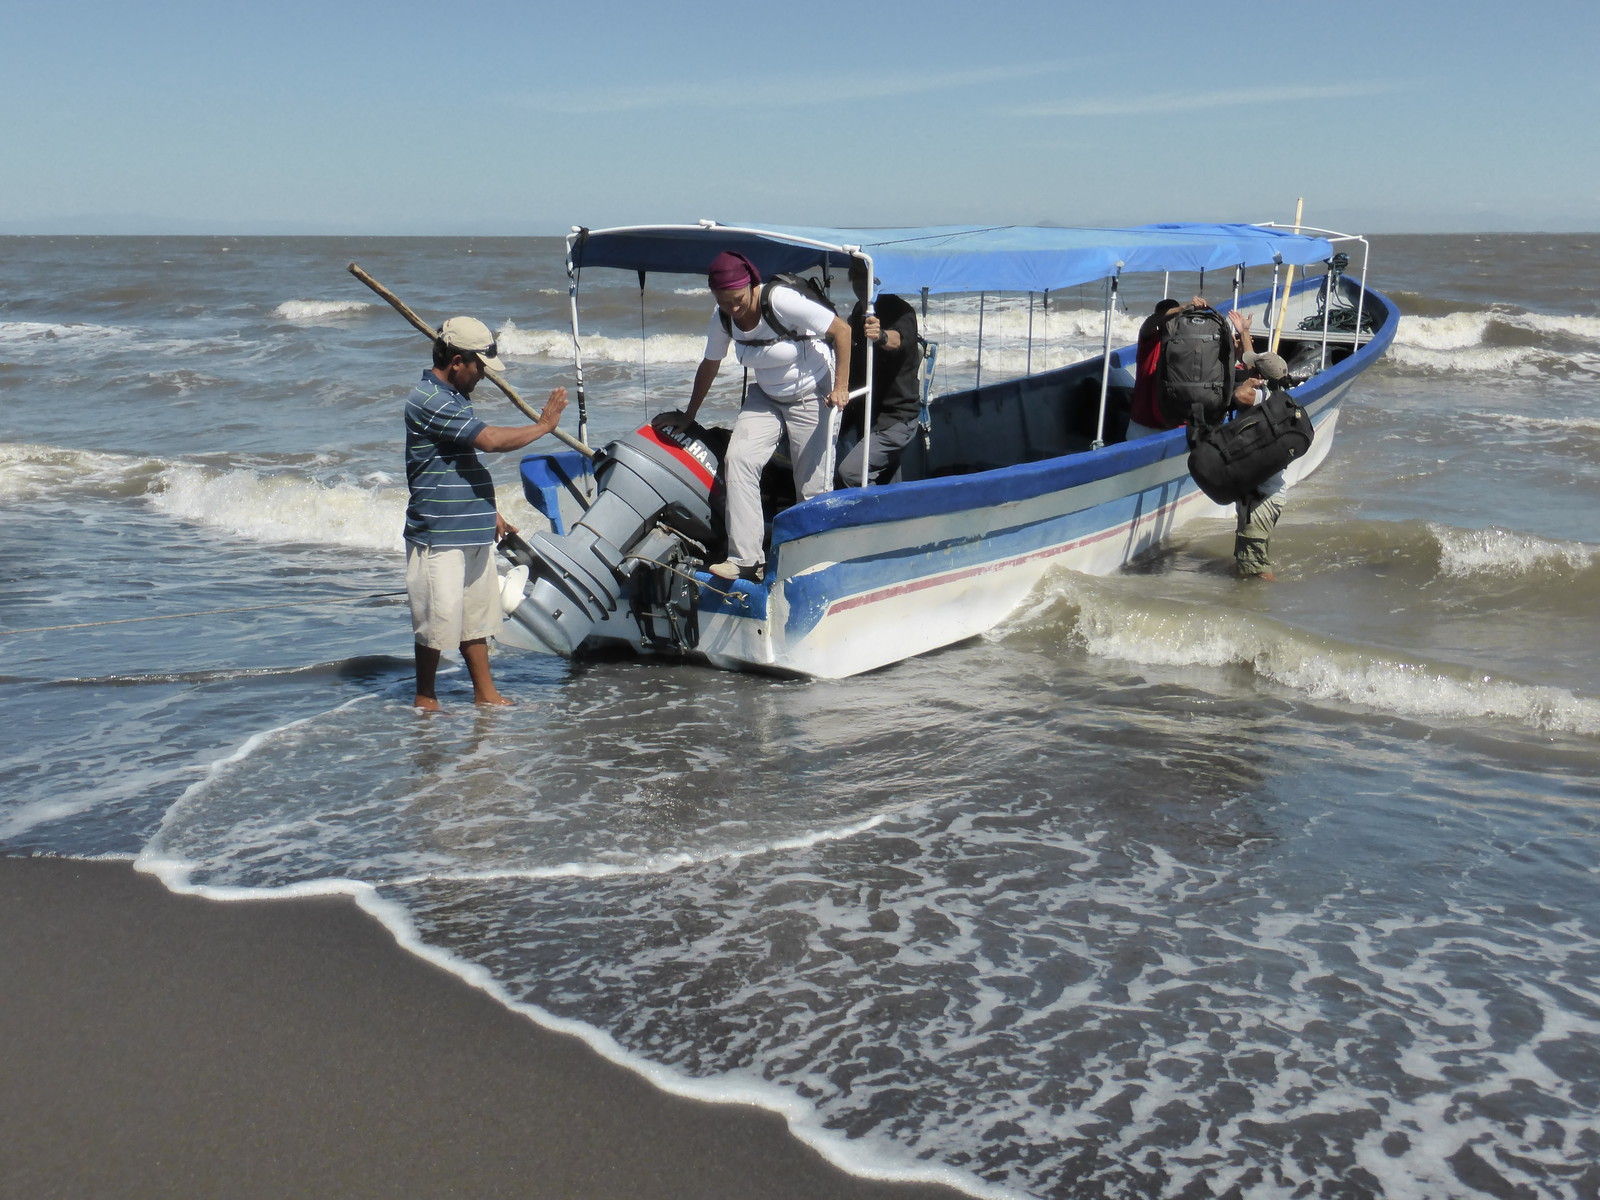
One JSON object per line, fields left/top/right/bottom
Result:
{"left": 567, "top": 221, "right": 1337, "bottom": 296}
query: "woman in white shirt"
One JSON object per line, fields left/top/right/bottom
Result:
{"left": 661, "top": 251, "right": 852, "bottom": 581}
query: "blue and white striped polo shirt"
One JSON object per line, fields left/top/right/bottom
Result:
{"left": 403, "top": 371, "right": 496, "bottom": 547}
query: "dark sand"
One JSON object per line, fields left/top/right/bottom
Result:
{"left": 0, "top": 856, "right": 973, "bottom": 1200}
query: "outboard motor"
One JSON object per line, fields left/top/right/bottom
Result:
{"left": 500, "top": 423, "right": 719, "bottom": 655}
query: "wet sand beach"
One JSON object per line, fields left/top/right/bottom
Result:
{"left": 0, "top": 856, "right": 970, "bottom": 1200}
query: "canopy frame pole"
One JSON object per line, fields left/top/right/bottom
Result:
{"left": 1232, "top": 265, "right": 1243, "bottom": 316}
{"left": 637, "top": 270, "right": 648, "bottom": 417}
{"left": 852, "top": 248, "right": 875, "bottom": 489}
{"left": 1093, "top": 268, "right": 1120, "bottom": 450}
{"left": 564, "top": 229, "right": 595, "bottom": 490}
{"left": 1354, "top": 236, "right": 1371, "bottom": 349}
{"left": 976, "top": 292, "right": 986, "bottom": 390}
{"left": 1267, "top": 259, "right": 1282, "bottom": 346}
{"left": 1026, "top": 292, "right": 1034, "bottom": 376}
{"left": 1254, "top": 221, "right": 1373, "bottom": 352}
{"left": 1320, "top": 259, "right": 1334, "bottom": 371}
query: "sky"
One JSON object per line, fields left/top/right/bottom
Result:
{"left": 4, "top": 0, "right": 1597, "bottom": 236}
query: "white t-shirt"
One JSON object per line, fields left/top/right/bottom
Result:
{"left": 703, "top": 286, "right": 837, "bottom": 400}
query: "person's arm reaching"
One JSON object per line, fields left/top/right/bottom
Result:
{"left": 471, "top": 388, "right": 568, "bottom": 453}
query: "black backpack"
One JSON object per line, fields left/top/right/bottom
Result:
{"left": 718, "top": 274, "right": 836, "bottom": 343}
{"left": 1186, "top": 386, "right": 1315, "bottom": 505}
{"left": 1156, "top": 307, "right": 1235, "bottom": 427}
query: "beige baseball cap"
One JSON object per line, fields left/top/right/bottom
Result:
{"left": 438, "top": 316, "right": 506, "bottom": 372}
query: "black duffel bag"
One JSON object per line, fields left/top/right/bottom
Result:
{"left": 1187, "top": 389, "right": 1315, "bottom": 505}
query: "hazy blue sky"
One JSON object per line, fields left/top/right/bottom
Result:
{"left": 6, "top": 0, "right": 1596, "bottom": 235}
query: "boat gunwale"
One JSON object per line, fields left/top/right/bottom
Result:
{"left": 765, "top": 278, "right": 1400, "bottom": 550}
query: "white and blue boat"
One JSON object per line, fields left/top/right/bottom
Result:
{"left": 496, "top": 220, "right": 1399, "bottom": 678}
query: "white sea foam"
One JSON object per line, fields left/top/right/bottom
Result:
{"left": 0, "top": 319, "right": 133, "bottom": 348}
{"left": 1396, "top": 311, "right": 1496, "bottom": 351}
{"left": 0, "top": 443, "right": 164, "bottom": 502}
{"left": 497, "top": 320, "right": 707, "bottom": 366}
{"left": 1430, "top": 523, "right": 1598, "bottom": 578}
{"left": 1485, "top": 411, "right": 1600, "bottom": 436}
{"left": 1384, "top": 342, "right": 1544, "bottom": 374}
{"left": 135, "top": 696, "right": 1020, "bottom": 1200}
{"left": 923, "top": 305, "right": 1141, "bottom": 345}
{"left": 1048, "top": 580, "right": 1600, "bottom": 736}
{"left": 271, "top": 299, "right": 376, "bottom": 321}
{"left": 1384, "top": 307, "right": 1600, "bottom": 377}
{"left": 150, "top": 463, "right": 407, "bottom": 550}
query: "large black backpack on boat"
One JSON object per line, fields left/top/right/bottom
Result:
{"left": 718, "top": 274, "right": 837, "bottom": 342}
{"left": 1156, "top": 306, "right": 1235, "bottom": 427}
{"left": 1187, "top": 385, "right": 1315, "bottom": 504}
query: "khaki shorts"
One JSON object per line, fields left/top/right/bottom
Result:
{"left": 406, "top": 542, "right": 502, "bottom": 650}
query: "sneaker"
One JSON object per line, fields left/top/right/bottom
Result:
{"left": 708, "top": 560, "right": 760, "bottom": 581}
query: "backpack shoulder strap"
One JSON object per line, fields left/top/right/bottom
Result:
{"left": 759, "top": 279, "right": 804, "bottom": 341}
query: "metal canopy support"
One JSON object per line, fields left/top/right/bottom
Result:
{"left": 1267, "top": 259, "right": 1283, "bottom": 345}
{"left": 1253, "top": 221, "right": 1373, "bottom": 349}
{"left": 856, "top": 249, "right": 875, "bottom": 489}
{"left": 976, "top": 292, "right": 987, "bottom": 390}
{"left": 564, "top": 227, "right": 593, "bottom": 469}
{"left": 1026, "top": 292, "right": 1035, "bottom": 376}
{"left": 1093, "top": 269, "right": 1121, "bottom": 450}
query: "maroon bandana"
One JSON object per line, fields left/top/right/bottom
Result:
{"left": 707, "top": 251, "right": 760, "bottom": 292}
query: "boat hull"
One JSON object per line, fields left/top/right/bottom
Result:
{"left": 502, "top": 285, "right": 1395, "bottom": 678}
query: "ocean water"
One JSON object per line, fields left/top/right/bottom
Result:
{"left": 4, "top": 231, "right": 1600, "bottom": 1199}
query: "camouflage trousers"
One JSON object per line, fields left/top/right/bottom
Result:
{"left": 1234, "top": 492, "right": 1284, "bottom": 577}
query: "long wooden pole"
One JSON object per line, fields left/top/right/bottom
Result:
{"left": 347, "top": 263, "right": 594, "bottom": 458}
{"left": 1267, "top": 198, "right": 1305, "bottom": 355}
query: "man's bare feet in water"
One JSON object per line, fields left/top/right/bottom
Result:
{"left": 474, "top": 691, "right": 515, "bottom": 707}
{"left": 414, "top": 693, "right": 443, "bottom": 713}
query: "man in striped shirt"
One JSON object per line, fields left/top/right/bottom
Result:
{"left": 405, "top": 316, "right": 567, "bottom": 711}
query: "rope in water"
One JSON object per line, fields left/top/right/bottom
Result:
{"left": 0, "top": 592, "right": 408, "bottom": 637}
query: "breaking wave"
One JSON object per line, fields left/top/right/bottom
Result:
{"left": 497, "top": 320, "right": 707, "bottom": 366}
{"left": 0, "top": 320, "right": 134, "bottom": 349}
{"left": 272, "top": 299, "right": 377, "bottom": 321}
{"left": 0, "top": 443, "right": 166, "bottom": 502}
{"left": 1429, "top": 523, "right": 1599, "bottom": 579}
{"left": 150, "top": 464, "right": 407, "bottom": 550}
{"left": 1388, "top": 308, "right": 1600, "bottom": 377}
{"left": 1010, "top": 576, "right": 1600, "bottom": 737}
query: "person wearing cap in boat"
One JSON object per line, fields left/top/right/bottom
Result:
{"left": 655, "top": 251, "right": 852, "bottom": 582}
{"left": 838, "top": 288, "right": 922, "bottom": 487}
{"left": 1230, "top": 349, "right": 1290, "bottom": 581}
{"left": 403, "top": 316, "right": 568, "bottom": 710}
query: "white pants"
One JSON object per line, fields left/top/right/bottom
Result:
{"left": 722, "top": 384, "right": 834, "bottom": 568}
{"left": 406, "top": 542, "right": 501, "bottom": 650}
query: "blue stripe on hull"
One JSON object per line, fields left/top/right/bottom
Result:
{"left": 779, "top": 472, "right": 1198, "bottom": 642}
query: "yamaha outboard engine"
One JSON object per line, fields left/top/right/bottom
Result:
{"left": 500, "top": 423, "right": 719, "bottom": 655}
